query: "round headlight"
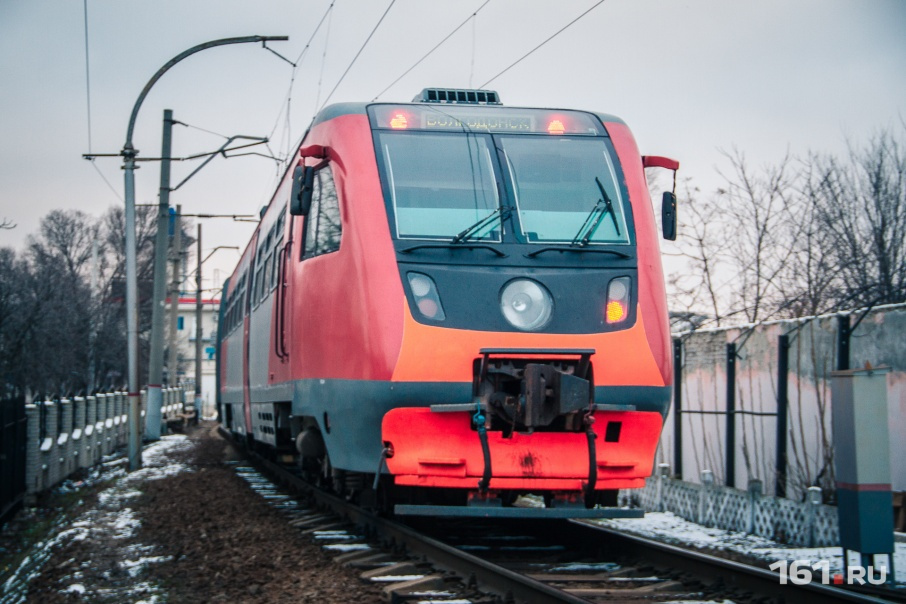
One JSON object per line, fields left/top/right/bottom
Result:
{"left": 500, "top": 279, "right": 553, "bottom": 331}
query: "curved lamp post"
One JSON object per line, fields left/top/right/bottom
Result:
{"left": 122, "top": 35, "right": 288, "bottom": 470}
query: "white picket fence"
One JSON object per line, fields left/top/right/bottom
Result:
{"left": 23, "top": 388, "right": 186, "bottom": 496}
{"left": 621, "top": 465, "right": 840, "bottom": 547}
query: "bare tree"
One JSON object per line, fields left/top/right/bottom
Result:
{"left": 715, "top": 149, "right": 802, "bottom": 323}
{"left": 802, "top": 130, "right": 906, "bottom": 309}
{"left": 668, "top": 179, "right": 732, "bottom": 326}
{"left": 669, "top": 152, "right": 802, "bottom": 326}
{"left": 0, "top": 205, "right": 171, "bottom": 396}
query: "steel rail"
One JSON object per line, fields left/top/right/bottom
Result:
{"left": 251, "top": 452, "right": 588, "bottom": 604}
{"left": 566, "top": 520, "right": 898, "bottom": 604}
{"left": 241, "top": 441, "right": 900, "bottom": 604}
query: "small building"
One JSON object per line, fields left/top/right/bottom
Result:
{"left": 169, "top": 296, "right": 219, "bottom": 417}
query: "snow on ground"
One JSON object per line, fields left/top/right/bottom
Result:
{"left": 592, "top": 511, "right": 905, "bottom": 586}
{"left": 1, "top": 435, "right": 193, "bottom": 603}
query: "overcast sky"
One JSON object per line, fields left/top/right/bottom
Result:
{"left": 2, "top": 0, "right": 904, "bottom": 293}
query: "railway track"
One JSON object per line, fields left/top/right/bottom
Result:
{"left": 233, "top": 439, "right": 899, "bottom": 603}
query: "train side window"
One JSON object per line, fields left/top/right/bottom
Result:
{"left": 302, "top": 166, "right": 342, "bottom": 260}
{"left": 270, "top": 240, "right": 282, "bottom": 290}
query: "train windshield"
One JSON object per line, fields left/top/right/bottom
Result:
{"left": 371, "top": 105, "right": 631, "bottom": 246}
{"left": 499, "top": 136, "right": 630, "bottom": 245}
{"left": 376, "top": 131, "right": 502, "bottom": 241}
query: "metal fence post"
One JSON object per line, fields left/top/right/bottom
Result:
{"left": 747, "top": 479, "right": 763, "bottom": 534}
{"left": 807, "top": 486, "right": 822, "bottom": 547}
{"left": 775, "top": 334, "right": 790, "bottom": 498}
{"left": 836, "top": 314, "right": 851, "bottom": 372}
{"left": 699, "top": 469, "right": 714, "bottom": 526}
{"left": 725, "top": 342, "right": 736, "bottom": 488}
{"left": 673, "top": 337, "right": 683, "bottom": 479}
{"left": 656, "top": 463, "right": 670, "bottom": 512}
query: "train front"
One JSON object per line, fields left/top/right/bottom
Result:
{"left": 369, "top": 91, "right": 674, "bottom": 517}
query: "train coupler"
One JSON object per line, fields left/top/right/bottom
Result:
{"left": 474, "top": 348, "right": 595, "bottom": 433}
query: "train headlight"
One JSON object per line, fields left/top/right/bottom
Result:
{"left": 500, "top": 279, "right": 553, "bottom": 331}
{"left": 605, "top": 277, "right": 631, "bottom": 324}
{"left": 407, "top": 272, "right": 445, "bottom": 320}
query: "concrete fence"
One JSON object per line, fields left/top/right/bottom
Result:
{"left": 23, "top": 388, "right": 186, "bottom": 497}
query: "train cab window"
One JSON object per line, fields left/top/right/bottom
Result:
{"left": 498, "top": 136, "right": 631, "bottom": 245}
{"left": 302, "top": 166, "right": 342, "bottom": 260}
{"left": 376, "top": 132, "right": 501, "bottom": 241}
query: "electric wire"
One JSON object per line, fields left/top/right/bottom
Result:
{"left": 479, "top": 0, "right": 607, "bottom": 88}
{"left": 178, "top": 120, "right": 228, "bottom": 140}
{"left": 320, "top": 0, "right": 397, "bottom": 111}
{"left": 371, "top": 0, "right": 491, "bottom": 101}
{"left": 89, "top": 160, "right": 123, "bottom": 202}
{"left": 314, "top": 5, "right": 335, "bottom": 114}
{"left": 469, "top": 11, "right": 478, "bottom": 88}
{"left": 293, "top": 0, "right": 336, "bottom": 65}
{"left": 265, "top": 1, "right": 337, "bottom": 148}
{"left": 82, "top": 0, "right": 121, "bottom": 205}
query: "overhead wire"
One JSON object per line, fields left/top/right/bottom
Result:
{"left": 319, "top": 0, "right": 397, "bottom": 110}
{"left": 266, "top": 1, "right": 337, "bottom": 148}
{"left": 480, "top": 0, "right": 607, "bottom": 88}
{"left": 371, "top": 0, "right": 491, "bottom": 102}
{"left": 469, "top": 9, "right": 478, "bottom": 88}
{"left": 89, "top": 161, "right": 123, "bottom": 202}
{"left": 293, "top": 1, "right": 336, "bottom": 65}
{"left": 314, "top": 5, "right": 335, "bottom": 113}
{"left": 82, "top": 0, "right": 121, "bottom": 204}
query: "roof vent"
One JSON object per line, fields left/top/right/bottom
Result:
{"left": 414, "top": 88, "right": 502, "bottom": 105}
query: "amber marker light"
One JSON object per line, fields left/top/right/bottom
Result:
{"left": 605, "top": 277, "right": 631, "bottom": 324}
{"left": 547, "top": 119, "right": 566, "bottom": 135}
{"left": 389, "top": 113, "right": 409, "bottom": 129}
{"left": 606, "top": 300, "right": 626, "bottom": 323}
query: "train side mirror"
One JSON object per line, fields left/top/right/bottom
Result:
{"left": 642, "top": 156, "right": 680, "bottom": 241}
{"left": 661, "top": 191, "right": 677, "bottom": 241}
{"left": 289, "top": 165, "right": 315, "bottom": 216}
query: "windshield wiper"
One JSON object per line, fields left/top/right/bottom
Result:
{"left": 398, "top": 243, "right": 507, "bottom": 257}
{"left": 451, "top": 206, "right": 512, "bottom": 244}
{"left": 525, "top": 247, "right": 631, "bottom": 259}
{"left": 570, "top": 177, "right": 620, "bottom": 247}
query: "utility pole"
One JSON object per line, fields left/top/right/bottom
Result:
{"left": 168, "top": 205, "right": 182, "bottom": 388}
{"left": 110, "top": 34, "right": 287, "bottom": 472}
{"left": 194, "top": 223, "right": 203, "bottom": 422}
{"left": 146, "top": 109, "right": 174, "bottom": 440}
{"left": 123, "top": 144, "right": 141, "bottom": 471}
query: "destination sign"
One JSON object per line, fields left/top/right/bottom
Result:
{"left": 422, "top": 113, "right": 534, "bottom": 132}
{"left": 370, "top": 105, "right": 603, "bottom": 136}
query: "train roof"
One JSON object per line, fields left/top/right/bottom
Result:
{"left": 308, "top": 91, "right": 627, "bottom": 131}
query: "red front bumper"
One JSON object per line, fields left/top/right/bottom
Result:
{"left": 381, "top": 408, "right": 663, "bottom": 491}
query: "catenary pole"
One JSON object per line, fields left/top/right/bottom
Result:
{"left": 120, "top": 36, "right": 288, "bottom": 471}
{"left": 195, "top": 223, "right": 203, "bottom": 421}
{"left": 145, "top": 109, "right": 174, "bottom": 441}
{"left": 168, "top": 206, "right": 182, "bottom": 388}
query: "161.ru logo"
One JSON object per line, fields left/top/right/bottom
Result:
{"left": 769, "top": 560, "right": 888, "bottom": 585}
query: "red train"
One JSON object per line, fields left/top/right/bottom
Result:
{"left": 217, "top": 88, "right": 678, "bottom": 517}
